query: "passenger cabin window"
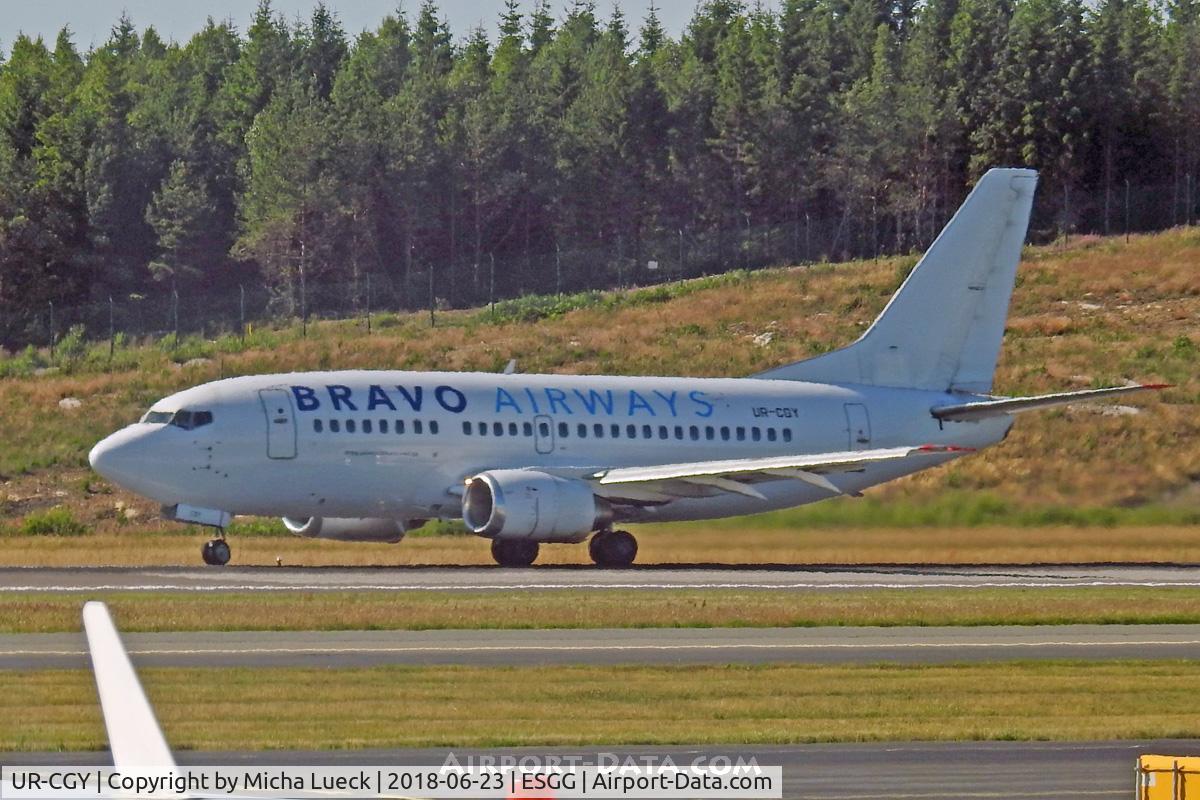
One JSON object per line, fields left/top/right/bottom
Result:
{"left": 330, "top": 419, "right": 341, "bottom": 433}
{"left": 395, "top": 420, "right": 405, "bottom": 434}
{"left": 313, "top": 419, "right": 323, "bottom": 433}
{"left": 363, "top": 420, "right": 373, "bottom": 434}
{"left": 782, "top": 429, "right": 792, "bottom": 443}
{"left": 767, "top": 428, "right": 777, "bottom": 442}
{"left": 751, "top": 426, "right": 761, "bottom": 441}
{"left": 525, "top": 422, "right": 535, "bottom": 436}
{"left": 430, "top": 421, "right": 439, "bottom": 435}
{"left": 508, "top": 422, "right": 518, "bottom": 436}
{"left": 493, "top": 422, "right": 503, "bottom": 436}
{"left": 346, "top": 419, "right": 357, "bottom": 433}
{"left": 594, "top": 423, "right": 604, "bottom": 438}
{"left": 463, "top": 421, "right": 473, "bottom": 435}
{"left": 578, "top": 423, "right": 588, "bottom": 438}
{"left": 538, "top": 422, "right": 549, "bottom": 437}
{"left": 559, "top": 422, "right": 569, "bottom": 437}
{"left": 414, "top": 420, "right": 423, "bottom": 434}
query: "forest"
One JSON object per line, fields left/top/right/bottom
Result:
{"left": 0, "top": 0, "right": 1198, "bottom": 345}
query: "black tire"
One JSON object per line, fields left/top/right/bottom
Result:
{"left": 491, "top": 538, "right": 539, "bottom": 567}
{"left": 590, "top": 529, "right": 638, "bottom": 568}
{"left": 205, "top": 539, "right": 231, "bottom": 566}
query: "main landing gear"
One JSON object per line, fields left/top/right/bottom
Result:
{"left": 201, "top": 535, "right": 231, "bottom": 566}
{"left": 491, "top": 538, "right": 539, "bottom": 567}
{"left": 589, "top": 529, "right": 638, "bottom": 568}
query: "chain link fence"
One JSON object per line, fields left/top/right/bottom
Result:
{"left": 1, "top": 178, "right": 1194, "bottom": 355}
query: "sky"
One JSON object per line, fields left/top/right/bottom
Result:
{"left": 3, "top": 1, "right": 717, "bottom": 51}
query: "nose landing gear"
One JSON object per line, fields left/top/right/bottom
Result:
{"left": 201, "top": 536, "right": 231, "bottom": 566}
{"left": 589, "top": 529, "right": 638, "bottom": 568}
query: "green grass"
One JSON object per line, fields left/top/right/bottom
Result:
{"left": 6, "top": 587, "right": 1200, "bottom": 633}
{"left": 5, "top": 661, "right": 1198, "bottom": 751}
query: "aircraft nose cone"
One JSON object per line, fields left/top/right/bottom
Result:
{"left": 88, "top": 427, "right": 146, "bottom": 486}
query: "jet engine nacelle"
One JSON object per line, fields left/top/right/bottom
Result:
{"left": 282, "top": 516, "right": 406, "bottom": 543}
{"left": 462, "top": 469, "right": 612, "bottom": 542}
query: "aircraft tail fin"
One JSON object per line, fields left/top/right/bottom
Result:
{"left": 83, "top": 601, "right": 176, "bottom": 768}
{"left": 756, "top": 167, "right": 1038, "bottom": 393}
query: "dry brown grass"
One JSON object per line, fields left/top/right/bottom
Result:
{"left": 5, "top": 661, "right": 1199, "bottom": 751}
{"left": 4, "top": 587, "right": 1200, "bottom": 633}
{"left": 3, "top": 524, "right": 1200, "bottom": 568}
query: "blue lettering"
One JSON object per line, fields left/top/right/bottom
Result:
{"left": 435, "top": 385, "right": 467, "bottom": 413}
{"left": 627, "top": 390, "right": 656, "bottom": 417}
{"left": 653, "top": 390, "right": 679, "bottom": 417}
{"left": 689, "top": 390, "right": 714, "bottom": 418}
{"left": 573, "top": 388, "right": 614, "bottom": 415}
{"left": 523, "top": 388, "right": 542, "bottom": 414}
{"left": 495, "top": 387, "right": 522, "bottom": 414}
{"left": 291, "top": 386, "right": 320, "bottom": 412}
{"left": 327, "top": 385, "right": 357, "bottom": 411}
{"left": 545, "top": 388, "right": 573, "bottom": 415}
{"left": 395, "top": 385, "right": 423, "bottom": 411}
{"left": 367, "top": 385, "right": 397, "bottom": 411}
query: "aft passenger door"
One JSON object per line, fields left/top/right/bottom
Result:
{"left": 844, "top": 403, "right": 871, "bottom": 451}
{"left": 259, "top": 388, "right": 297, "bottom": 459}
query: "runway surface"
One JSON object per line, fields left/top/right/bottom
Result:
{"left": 3, "top": 623, "right": 1199, "bottom": 669}
{"left": 8, "top": 741, "right": 1197, "bottom": 799}
{"left": 3, "top": 563, "right": 1200, "bottom": 593}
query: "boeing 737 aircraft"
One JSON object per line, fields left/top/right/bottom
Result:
{"left": 89, "top": 168, "right": 1161, "bottom": 566}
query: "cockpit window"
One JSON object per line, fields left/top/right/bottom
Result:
{"left": 140, "top": 409, "right": 213, "bottom": 429}
{"left": 172, "top": 410, "right": 213, "bottom": 430}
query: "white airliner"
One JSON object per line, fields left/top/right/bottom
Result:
{"left": 89, "top": 168, "right": 1161, "bottom": 567}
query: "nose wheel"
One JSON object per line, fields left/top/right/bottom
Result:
{"left": 589, "top": 529, "right": 638, "bottom": 568}
{"left": 201, "top": 537, "right": 231, "bottom": 566}
{"left": 491, "top": 538, "right": 539, "bottom": 567}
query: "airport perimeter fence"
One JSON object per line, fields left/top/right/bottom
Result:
{"left": 1, "top": 177, "right": 1194, "bottom": 358}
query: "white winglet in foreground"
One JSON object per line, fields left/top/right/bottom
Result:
{"left": 82, "top": 601, "right": 176, "bottom": 768}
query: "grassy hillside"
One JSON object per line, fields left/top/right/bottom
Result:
{"left": 1, "top": 228, "right": 1198, "bottom": 535}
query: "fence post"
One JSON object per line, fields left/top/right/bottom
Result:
{"left": 678, "top": 229, "right": 684, "bottom": 278}
{"left": 1124, "top": 179, "right": 1131, "bottom": 244}
{"left": 365, "top": 273, "right": 372, "bottom": 334}
{"left": 556, "top": 243, "right": 562, "bottom": 296}
{"left": 805, "top": 213, "right": 811, "bottom": 264}
{"left": 171, "top": 288, "right": 179, "bottom": 341}
{"left": 48, "top": 301, "right": 55, "bottom": 359}
{"left": 428, "top": 261, "right": 436, "bottom": 328}
{"left": 489, "top": 253, "right": 496, "bottom": 318}
{"left": 108, "top": 296, "right": 115, "bottom": 361}
{"left": 239, "top": 284, "right": 246, "bottom": 343}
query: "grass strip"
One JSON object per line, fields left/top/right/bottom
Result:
{"left": 5, "top": 661, "right": 1199, "bottom": 751}
{"left": 6, "top": 587, "right": 1200, "bottom": 633}
{"left": 7, "top": 524, "right": 1200, "bottom": 567}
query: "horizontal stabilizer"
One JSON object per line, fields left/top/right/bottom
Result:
{"left": 931, "top": 384, "right": 1167, "bottom": 422}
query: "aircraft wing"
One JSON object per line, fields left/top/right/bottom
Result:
{"left": 588, "top": 445, "right": 970, "bottom": 501}
{"left": 931, "top": 384, "right": 1167, "bottom": 422}
{"left": 82, "top": 601, "right": 177, "bottom": 768}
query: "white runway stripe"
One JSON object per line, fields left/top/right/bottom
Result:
{"left": 4, "top": 580, "right": 1200, "bottom": 592}
{"left": 6, "top": 638, "right": 1200, "bottom": 658}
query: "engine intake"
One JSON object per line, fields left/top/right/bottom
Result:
{"left": 462, "top": 470, "right": 611, "bottom": 542}
{"left": 282, "top": 516, "right": 406, "bottom": 543}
